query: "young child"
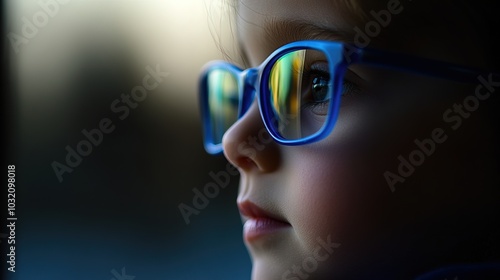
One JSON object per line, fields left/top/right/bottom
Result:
{"left": 199, "top": 0, "right": 500, "bottom": 279}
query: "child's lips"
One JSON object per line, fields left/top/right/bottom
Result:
{"left": 238, "top": 201, "right": 291, "bottom": 242}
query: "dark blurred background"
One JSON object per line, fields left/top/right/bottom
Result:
{"left": 2, "top": 1, "right": 250, "bottom": 279}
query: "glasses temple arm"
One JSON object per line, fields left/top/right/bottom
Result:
{"left": 352, "top": 47, "right": 499, "bottom": 84}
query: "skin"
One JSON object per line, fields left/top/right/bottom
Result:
{"left": 220, "top": 0, "right": 500, "bottom": 279}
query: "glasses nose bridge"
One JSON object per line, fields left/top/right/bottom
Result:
{"left": 239, "top": 68, "right": 259, "bottom": 117}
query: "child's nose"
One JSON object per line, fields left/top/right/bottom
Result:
{"left": 222, "top": 101, "right": 281, "bottom": 173}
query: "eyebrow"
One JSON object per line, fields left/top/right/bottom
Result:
{"left": 263, "top": 18, "right": 354, "bottom": 46}
{"left": 238, "top": 18, "right": 354, "bottom": 68}
{"left": 237, "top": 19, "right": 354, "bottom": 68}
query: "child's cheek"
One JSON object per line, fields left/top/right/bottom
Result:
{"left": 282, "top": 127, "right": 396, "bottom": 256}
{"left": 284, "top": 148, "right": 362, "bottom": 243}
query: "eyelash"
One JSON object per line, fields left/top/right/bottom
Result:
{"left": 301, "top": 68, "right": 361, "bottom": 111}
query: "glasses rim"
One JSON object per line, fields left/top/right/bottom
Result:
{"left": 258, "top": 44, "right": 346, "bottom": 145}
{"left": 200, "top": 40, "right": 500, "bottom": 155}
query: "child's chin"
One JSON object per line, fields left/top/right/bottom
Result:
{"left": 251, "top": 259, "right": 289, "bottom": 280}
{"left": 249, "top": 247, "right": 321, "bottom": 280}
{"left": 251, "top": 259, "right": 333, "bottom": 280}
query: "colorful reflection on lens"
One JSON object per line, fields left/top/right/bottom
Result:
{"left": 268, "top": 49, "right": 331, "bottom": 140}
{"left": 269, "top": 50, "right": 305, "bottom": 139}
{"left": 207, "top": 69, "right": 238, "bottom": 144}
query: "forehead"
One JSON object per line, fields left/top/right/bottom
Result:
{"left": 237, "top": 0, "right": 364, "bottom": 65}
{"left": 237, "top": 0, "right": 362, "bottom": 29}
{"left": 235, "top": 0, "right": 474, "bottom": 68}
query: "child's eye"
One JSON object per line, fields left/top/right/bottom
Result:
{"left": 301, "top": 64, "right": 330, "bottom": 103}
{"left": 311, "top": 74, "right": 330, "bottom": 103}
{"left": 302, "top": 65, "right": 361, "bottom": 115}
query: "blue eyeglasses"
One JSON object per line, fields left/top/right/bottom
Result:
{"left": 199, "top": 40, "right": 492, "bottom": 155}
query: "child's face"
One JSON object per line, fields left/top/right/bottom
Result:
{"left": 222, "top": 0, "right": 496, "bottom": 279}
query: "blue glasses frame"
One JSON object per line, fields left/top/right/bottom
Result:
{"left": 200, "top": 40, "right": 496, "bottom": 155}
